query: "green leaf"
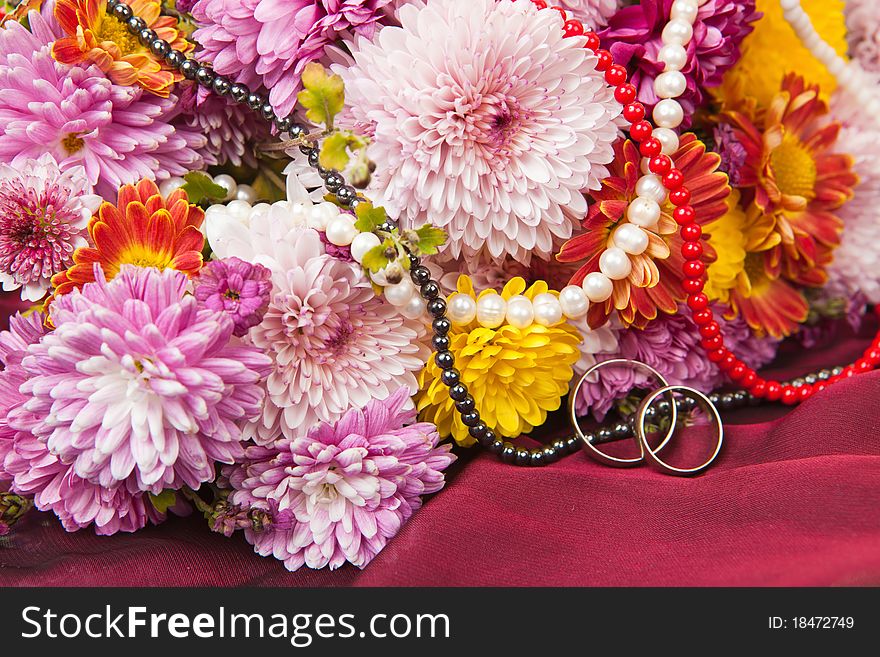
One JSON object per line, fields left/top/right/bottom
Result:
{"left": 413, "top": 224, "right": 448, "bottom": 256}
{"left": 319, "top": 132, "right": 352, "bottom": 171}
{"left": 149, "top": 490, "right": 178, "bottom": 514}
{"left": 297, "top": 62, "right": 345, "bottom": 129}
{"left": 181, "top": 171, "right": 228, "bottom": 205}
{"left": 353, "top": 201, "right": 389, "bottom": 233}
{"left": 361, "top": 240, "right": 396, "bottom": 273}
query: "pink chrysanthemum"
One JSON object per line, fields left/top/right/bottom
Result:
{"left": 191, "top": 0, "right": 394, "bottom": 118}
{"left": 846, "top": 0, "right": 880, "bottom": 73}
{"left": 205, "top": 198, "right": 429, "bottom": 444}
{"left": 0, "top": 12, "right": 205, "bottom": 198}
{"left": 338, "top": 0, "right": 620, "bottom": 264}
{"left": 225, "top": 387, "right": 455, "bottom": 571}
{"left": 18, "top": 265, "right": 272, "bottom": 496}
{"left": 195, "top": 257, "right": 272, "bottom": 337}
{"left": 558, "top": 0, "right": 620, "bottom": 28}
{"left": 0, "top": 154, "right": 101, "bottom": 302}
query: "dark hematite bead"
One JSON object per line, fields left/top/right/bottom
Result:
{"left": 149, "top": 39, "right": 170, "bottom": 58}
{"left": 431, "top": 335, "right": 450, "bottom": 352}
{"left": 409, "top": 254, "right": 421, "bottom": 267}
{"left": 583, "top": 431, "right": 596, "bottom": 445}
{"left": 552, "top": 439, "right": 567, "bottom": 454}
{"left": 432, "top": 317, "right": 451, "bottom": 335}
{"left": 247, "top": 93, "right": 265, "bottom": 110}
{"left": 113, "top": 4, "right": 133, "bottom": 21}
{"left": 613, "top": 422, "right": 631, "bottom": 439}
{"left": 596, "top": 427, "right": 613, "bottom": 443}
{"left": 107, "top": 0, "right": 120, "bottom": 10}
{"left": 165, "top": 50, "right": 185, "bottom": 69}
{"left": 455, "top": 396, "right": 475, "bottom": 413}
{"left": 831, "top": 366, "right": 844, "bottom": 376}
{"left": 180, "top": 60, "right": 199, "bottom": 80}
{"left": 213, "top": 76, "right": 231, "bottom": 96}
{"left": 719, "top": 393, "right": 735, "bottom": 410}
{"left": 501, "top": 443, "right": 517, "bottom": 463}
{"left": 307, "top": 150, "right": 320, "bottom": 167}
{"left": 261, "top": 104, "right": 276, "bottom": 121}
{"left": 434, "top": 351, "right": 455, "bottom": 370}
{"left": 515, "top": 448, "right": 530, "bottom": 466}
{"left": 127, "top": 17, "right": 147, "bottom": 34}
{"left": 349, "top": 198, "right": 363, "bottom": 211}
{"left": 324, "top": 173, "right": 343, "bottom": 192}
{"left": 542, "top": 445, "right": 558, "bottom": 463}
{"left": 299, "top": 144, "right": 315, "bottom": 156}
{"left": 565, "top": 436, "right": 580, "bottom": 454}
{"left": 138, "top": 28, "right": 157, "bottom": 47}
{"left": 427, "top": 298, "right": 447, "bottom": 317}
{"left": 655, "top": 399, "right": 671, "bottom": 415}
{"left": 489, "top": 439, "right": 504, "bottom": 455}
{"left": 336, "top": 186, "right": 356, "bottom": 205}
{"left": 529, "top": 449, "right": 545, "bottom": 467}
{"left": 230, "top": 83, "right": 249, "bottom": 102}
{"left": 643, "top": 404, "right": 657, "bottom": 419}
{"left": 818, "top": 369, "right": 832, "bottom": 380}
{"left": 197, "top": 67, "right": 216, "bottom": 88}
{"left": 440, "top": 369, "right": 460, "bottom": 386}
{"left": 708, "top": 393, "right": 720, "bottom": 406}
{"left": 461, "top": 411, "right": 481, "bottom": 427}
{"left": 790, "top": 377, "right": 805, "bottom": 388}
{"left": 380, "top": 221, "right": 398, "bottom": 232}
{"left": 448, "top": 384, "right": 468, "bottom": 402}
{"left": 289, "top": 124, "right": 305, "bottom": 139}
{"left": 804, "top": 373, "right": 818, "bottom": 385}
{"left": 316, "top": 164, "right": 329, "bottom": 178}
{"left": 275, "top": 116, "right": 291, "bottom": 133}
{"left": 420, "top": 282, "right": 440, "bottom": 300}
{"left": 470, "top": 422, "right": 489, "bottom": 441}
{"left": 411, "top": 266, "right": 431, "bottom": 286}
{"left": 732, "top": 391, "right": 749, "bottom": 407}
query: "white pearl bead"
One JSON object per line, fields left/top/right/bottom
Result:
{"left": 558, "top": 285, "right": 590, "bottom": 319}
{"left": 213, "top": 174, "right": 238, "bottom": 202}
{"left": 325, "top": 216, "right": 358, "bottom": 246}
{"left": 448, "top": 293, "right": 478, "bottom": 325}
{"left": 505, "top": 295, "right": 535, "bottom": 329}
{"left": 159, "top": 176, "right": 185, "bottom": 198}
{"left": 235, "top": 184, "right": 258, "bottom": 204}
{"left": 400, "top": 294, "right": 427, "bottom": 320}
{"left": 613, "top": 223, "right": 650, "bottom": 255}
{"left": 599, "top": 247, "right": 633, "bottom": 281}
{"left": 654, "top": 71, "right": 687, "bottom": 99}
{"left": 657, "top": 43, "right": 688, "bottom": 72}
{"left": 384, "top": 280, "right": 415, "bottom": 307}
{"left": 670, "top": 0, "right": 699, "bottom": 24}
{"left": 653, "top": 127, "right": 680, "bottom": 155}
{"left": 308, "top": 202, "right": 340, "bottom": 230}
{"left": 225, "top": 199, "right": 253, "bottom": 221}
{"left": 653, "top": 98, "right": 684, "bottom": 129}
{"left": 349, "top": 232, "right": 382, "bottom": 263}
{"left": 635, "top": 174, "right": 667, "bottom": 204}
{"left": 476, "top": 293, "right": 507, "bottom": 329}
{"left": 640, "top": 157, "right": 653, "bottom": 175}
{"left": 626, "top": 197, "right": 662, "bottom": 227}
{"left": 582, "top": 272, "right": 614, "bottom": 303}
{"left": 662, "top": 18, "right": 693, "bottom": 46}
{"left": 532, "top": 293, "right": 563, "bottom": 327}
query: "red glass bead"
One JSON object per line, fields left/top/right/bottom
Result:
{"left": 623, "top": 102, "right": 645, "bottom": 123}
{"left": 663, "top": 169, "right": 685, "bottom": 190}
{"left": 594, "top": 49, "right": 612, "bottom": 71}
{"left": 687, "top": 293, "right": 709, "bottom": 311}
{"left": 682, "top": 278, "right": 704, "bottom": 293}
{"left": 798, "top": 385, "right": 813, "bottom": 402}
{"left": 531, "top": 0, "right": 548, "bottom": 8}
{"left": 700, "top": 335, "right": 722, "bottom": 350}
{"left": 563, "top": 19, "right": 584, "bottom": 37}
{"left": 648, "top": 155, "right": 672, "bottom": 175}
{"left": 673, "top": 206, "right": 696, "bottom": 225}
{"left": 630, "top": 120, "right": 653, "bottom": 142}
{"left": 681, "top": 223, "right": 702, "bottom": 242}
{"left": 741, "top": 371, "right": 757, "bottom": 388}
{"left": 605, "top": 65, "right": 627, "bottom": 86}
{"left": 815, "top": 382, "right": 828, "bottom": 393}
{"left": 699, "top": 321, "right": 720, "bottom": 339}
{"left": 669, "top": 188, "right": 691, "bottom": 206}
{"left": 584, "top": 32, "right": 601, "bottom": 51}
{"left": 551, "top": 6, "right": 567, "bottom": 19}
{"left": 844, "top": 367, "right": 856, "bottom": 378}
{"left": 639, "top": 137, "right": 662, "bottom": 157}
{"left": 693, "top": 309, "right": 713, "bottom": 325}
{"left": 615, "top": 83, "right": 638, "bottom": 105}
{"left": 683, "top": 260, "right": 705, "bottom": 278}
{"left": 707, "top": 348, "right": 726, "bottom": 364}
{"left": 747, "top": 376, "right": 764, "bottom": 396}
{"left": 729, "top": 363, "right": 747, "bottom": 381}
{"left": 766, "top": 381, "right": 782, "bottom": 401}
{"left": 781, "top": 386, "right": 798, "bottom": 405}
{"left": 720, "top": 353, "right": 737, "bottom": 371}
{"left": 681, "top": 241, "right": 703, "bottom": 260}
{"left": 855, "top": 358, "right": 872, "bottom": 373}
{"left": 866, "top": 348, "right": 880, "bottom": 363}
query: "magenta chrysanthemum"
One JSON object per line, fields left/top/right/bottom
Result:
{"left": 225, "top": 387, "right": 455, "bottom": 571}
{"left": 0, "top": 12, "right": 205, "bottom": 198}
{"left": 195, "top": 257, "right": 272, "bottom": 337}
{"left": 338, "top": 0, "right": 620, "bottom": 264}
{"left": 599, "top": 0, "right": 760, "bottom": 128}
{"left": 191, "top": 0, "right": 394, "bottom": 118}
{"left": 205, "top": 196, "right": 429, "bottom": 443}
{"left": 0, "top": 154, "right": 100, "bottom": 302}
{"left": 18, "top": 265, "right": 272, "bottom": 495}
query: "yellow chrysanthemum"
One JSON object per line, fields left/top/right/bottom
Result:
{"left": 415, "top": 276, "right": 581, "bottom": 447}
{"left": 704, "top": 190, "right": 747, "bottom": 303}
{"left": 714, "top": 0, "right": 848, "bottom": 111}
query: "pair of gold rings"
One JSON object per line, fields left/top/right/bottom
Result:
{"left": 569, "top": 358, "right": 724, "bottom": 476}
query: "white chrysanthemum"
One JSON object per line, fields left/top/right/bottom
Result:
{"left": 338, "top": 0, "right": 621, "bottom": 264}
{"left": 204, "top": 176, "right": 430, "bottom": 444}
{"left": 826, "top": 82, "right": 880, "bottom": 303}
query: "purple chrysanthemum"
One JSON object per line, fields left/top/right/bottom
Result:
{"left": 599, "top": 0, "right": 760, "bottom": 129}
{"left": 19, "top": 265, "right": 272, "bottom": 496}
{"left": 0, "top": 12, "right": 205, "bottom": 198}
{"left": 713, "top": 123, "right": 749, "bottom": 186}
{"left": 0, "top": 154, "right": 101, "bottom": 302}
{"left": 225, "top": 387, "right": 455, "bottom": 571}
{"left": 191, "top": 0, "right": 394, "bottom": 118}
{"left": 195, "top": 257, "right": 272, "bottom": 337}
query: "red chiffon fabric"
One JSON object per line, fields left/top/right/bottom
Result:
{"left": 2, "top": 315, "right": 879, "bottom": 587}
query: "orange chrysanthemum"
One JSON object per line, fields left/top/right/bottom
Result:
{"left": 52, "top": 0, "right": 194, "bottom": 97}
{"left": 722, "top": 74, "right": 857, "bottom": 285}
{"left": 557, "top": 135, "right": 729, "bottom": 329}
{"left": 51, "top": 179, "right": 205, "bottom": 297}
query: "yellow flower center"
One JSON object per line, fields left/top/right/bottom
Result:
{"left": 62, "top": 133, "right": 85, "bottom": 155}
{"left": 97, "top": 14, "right": 144, "bottom": 57}
{"left": 769, "top": 133, "right": 817, "bottom": 200}
{"left": 113, "top": 246, "right": 172, "bottom": 277}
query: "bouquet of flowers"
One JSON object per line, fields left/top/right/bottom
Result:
{"left": 1, "top": 0, "right": 878, "bottom": 573}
